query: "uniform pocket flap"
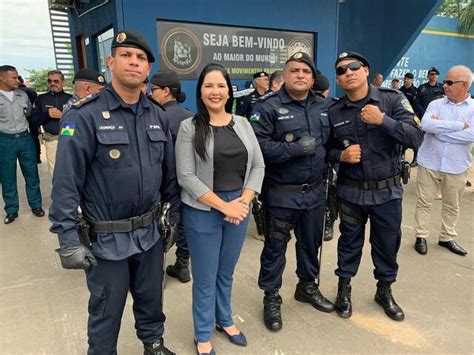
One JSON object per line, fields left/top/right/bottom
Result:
{"left": 146, "top": 129, "right": 167, "bottom": 142}
{"left": 96, "top": 131, "right": 130, "bottom": 145}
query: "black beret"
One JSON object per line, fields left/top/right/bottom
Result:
{"left": 428, "top": 67, "right": 440, "bottom": 75}
{"left": 335, "top": 51, "right": 370, "bottom": 69}
{"left": 404, "top": 72, "right": 414, "bottom": 79}
{"left": 111, "top": 29, "right": 155, "bottom": 63}
{"left": 253, "top": 71, "right": 268, "bottom": 79}
{"left": 286, "top": 52, "right": 316, "bottom": 77}
{"left": 150, "top": 70, "right": 180, "bottom": 88}
{"left": 73, "top": 68, "right": 106, "bottom": 85}
{"left": 313, "top": 73, "right": 330, "bottom": 93}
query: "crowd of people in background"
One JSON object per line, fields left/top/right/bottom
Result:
{"left": 0, "top": 27, "right": 472, "bottom": 355}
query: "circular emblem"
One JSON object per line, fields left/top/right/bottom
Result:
{"left": 161, "top": 27, "right": 202, "bottom": 75}
{"left": 109, "top": 149, "right": 121, "bottom": 160}
{"left": 116, "top": 32, "right": 127, "bottom": 44}
{"left": 285, "top": 133, "right": 295, "bottom": 142}
{"left": 339, "top": 52, "right": 348, "bottom": 59}
{"left": 98, "top": 75, "right": 105, "bottom": 83}
{"left": 278, "top": 107, "right": 289, "bottom": 115}
{"left": 287, "top": 37, "right": 312, "bottom": 58}
{"left": 294, "top": 52, "right": 303, "bottom": 59}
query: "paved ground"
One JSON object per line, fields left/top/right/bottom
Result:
{"left": 1, "top": 149, "right": 473, "bottom": 354}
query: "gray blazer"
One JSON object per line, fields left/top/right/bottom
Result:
{"left": 175, "top": 115, "right": 265, "bottom": 211}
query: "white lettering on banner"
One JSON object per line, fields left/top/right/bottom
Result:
{"left": 257, "top": 37, "right": 285, "bottom": 50}
{"left": 223, "top": 53, "right": 245, "bottom": 61}
{"left": 203, "top": 33, "right": 229, "bottom": 47}
{"left": 232, "top": 35, "right": 254, "bottom": 48}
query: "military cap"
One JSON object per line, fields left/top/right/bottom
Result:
{"left": 335, "top": 51, "right": 370, "bottom": 69}
{"left": 111, "top": 29, "right": 155, "bottom": 63}
{"left": 313, "top": 73, "right": 330, "bottom": 93}
{"left": 73, "top": 68, "right": 106, "bottom": 85}
{"left": 253, "top": 71, "right": 269, "bottom": 79}
{"left": 150, "top": 70, "right": 180, "bottom": 88}
{"left": 404, "top": 72, "right": 414, "bottom": 79}
{"left": 428, "top": 67, "right": 440, "bottom": 75}
{"left": 286, "top": 52, "right": 316, "bottom": 77}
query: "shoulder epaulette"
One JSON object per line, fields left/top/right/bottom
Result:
{"left": 72, "top": 93, "right": 100, "bottom": 109}
{"left": 379, "top": 87, "right": 399, "bottom": 94}
{"left": 257, "top": 91, "right": 276, "bottom": 102}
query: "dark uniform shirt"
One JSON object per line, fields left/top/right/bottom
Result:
{"left": 49, "top": 84, "right": 180, "bottom": 260}
{"left": 328, "top": 85, "right": 423, "bottom": 206}
{"left": 399, "top": 84, "right": 417, "bottom": 108}
{"left": 413, "top": 82, "right": 444, "bottom": 118}
{"left": 237, "top": 89, "right": 270, "bottom": 119}
{"left": 161, "top": 100, "right": 193, "bottom": 143}
{"left": 251, "top": 87, "right": 330, "bottom": 209}
{"left": 32, "top": 90, "right": 72, "bottom": 135}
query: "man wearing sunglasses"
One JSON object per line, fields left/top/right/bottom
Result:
{"left": 327, "top": 51, "right": 423, "bottom": 322}
{"left": 31, "top": 70, "right": 72, "bottom": 175}
{"left": 413, "top": 65, "right": 473, "bottom": 257}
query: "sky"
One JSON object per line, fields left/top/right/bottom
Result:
{"left": 0, "top": 0, "right": 56, "bottom": 79}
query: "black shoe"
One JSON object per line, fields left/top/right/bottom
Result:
{"left": 32, "top": 208, "right": 45, "bottom": 217}
{"left": 4, "top": 213, "right": 18, "bottom": 224}
{"left": 410, "top": 160, "right": 418, "bottom": 167}
{"left": 294, "top": 280, "right": 335, "bottom": 313}
{"left": 324, "top": 218, "right": 335, "bottom": 241}
{"left": 166, "top": 257, "right": 191, "bottom": 283}
{"left": 414, "top": 237, "right": 427, "bottom": 255}
{"left": 438, "top": 240, "right": 468, "bottom": 256}
{"left": 334, "top": 277, "right": 352, "bottom": 318}
{"left": 143, "top": 338, "right": 175, "bottom": 355}
{"left": 263, "top": 291, "right": 282, "bottom": 332}
{"left": 193, "top": 339, "right": 216, "bottom": 355}
{"left": 215, "top": 324, "right": 247, "bottom": 347}
{"left": 374, "top": 281, "right": 404, "bottom": 321}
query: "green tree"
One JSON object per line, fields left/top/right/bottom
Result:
{"left": 437, "top": 0, "right": 474, "bottom": 34}
{"left": 25, "top": 68, "right": 54, "bottom": 92}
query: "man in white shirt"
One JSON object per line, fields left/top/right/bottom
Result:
{"left": 414, "top": 65, "right": 473, "bottom": 256}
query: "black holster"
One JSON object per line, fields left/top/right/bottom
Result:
{"left": 78, "top": 215, "right": 94, "bottom": 248}
{"left": 252, "top": 197, "right": 266, "bottom": 237}
{"left": 401, "top": 161, "right": 411, "bottom": 185}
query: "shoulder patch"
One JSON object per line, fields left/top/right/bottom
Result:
{"left": 401, "top": 98, "right": 414, "bottom": 113}
{"left": 72, "top": 93, "right": 99, "bottom": 109}
{"left": 60, "top": 121, "right": 76, "bottom": 136}
{"left": 249, "top": 111, "right": 261, "bottom": 122}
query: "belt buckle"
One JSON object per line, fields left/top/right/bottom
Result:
{"left": 130, "top": 215, "right": 144, "bottom": 230}
{"left": 301, "top": 183, "right": 309, "bottom": 193}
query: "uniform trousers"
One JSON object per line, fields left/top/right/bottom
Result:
{"left": 258, "top": 200, "right": 324, "bottom": 293}
{"left": 175, "top": 221, "right": 189, "bottom": 261}
{"left": 414, "top": 165, "right": 468, "bottom": 241}
{"left": 183, "top": 189, "right": 249, "bottom": 343}
{"left": 336, "top": 198, "right": 402, "bottom": 282}
{"left": 0, "top": 132, "right": 42, "bottom": 214}
{"left": 43, "top": 133, "right": 58, "bottom": 175}
{"left": 85, "top": 240, "right": 165, "bottom": 355}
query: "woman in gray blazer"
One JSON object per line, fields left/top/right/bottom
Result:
{"left": 175, "top": 63, "right": 264, "bottom": 355}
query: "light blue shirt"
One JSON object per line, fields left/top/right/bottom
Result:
{"left": 418, "top": 95, "right": 474, "bottom": 174}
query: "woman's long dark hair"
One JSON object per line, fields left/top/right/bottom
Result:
{"left": 193, "top": 63, "right": 234, "bottom": 161}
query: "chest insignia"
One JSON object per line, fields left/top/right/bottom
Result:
{"left": 285, "top": 133, "right": 295, "bottom": 142}
{"left": 277, "top": 107, "right": 289, "bottom": 115}
{"left": 102, "top": 111, "right": 111, "bottom": 120}
{"left": 109, "top": 149, "right": 121, "bottom": 160}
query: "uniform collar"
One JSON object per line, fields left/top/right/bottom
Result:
{"left": 163, "top": 100, "right": 178, "bottom": 108}
{"left": 278, "top": 85, "right": 316, "bottom": 104}
{"left": 341, "top": 84, "right": 379, "bottom": 108}
{"left": 105, "top": 84, "right": 150, "bottom": 111}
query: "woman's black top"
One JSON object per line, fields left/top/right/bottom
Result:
{"left": 212, "top": 120, "right": 248, "bottom": 192}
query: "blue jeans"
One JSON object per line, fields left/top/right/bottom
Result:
{"left": 183, "top": 189, "right": 249, "bottom": 342}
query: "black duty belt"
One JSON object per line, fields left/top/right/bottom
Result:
{"left": 0, "top": 131, "right": 29, "bottom": 138}
{"left": 86, "top": 204, "right": 161, "bottom": 234}
{"left": 268, "top": 176, "right": 323, "bottom": 193}
{"left": 339, "top": 175, "right": 401, "bottom": 190}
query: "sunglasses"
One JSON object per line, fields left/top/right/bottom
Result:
{"left": 442, "top": 80, "right": 464, "bottom": 86}
{"left": 47, "top": 79, "right": 61, "bottom": 84}
{"left": 428, "top": 72, "right": 438, "bottom": 76}
{"left": 336, "top": 61, "right": 364, "bottom": 76}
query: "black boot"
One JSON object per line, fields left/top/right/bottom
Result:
{"left": 324, "top": 216, "right": 335, "bottom": 241}
{"left": 143, "top": 338, "right": 175, "bottom": 355}
{"left": 166, "top": 257, "right": 191, "bottom": 283}
{"left": 334, "top": 277, "right": 352, "bottom": 318}
{"left": 294, "top": 280, "right": 334, "bottom": 313}
{"left": 263, "top": 291, "right": 282, "bottom": 332}
{"left": 374, "top": 281, "right": 405, "bottom": 321}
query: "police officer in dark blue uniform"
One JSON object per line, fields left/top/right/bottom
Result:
{"left": 328, "top": 52, "right": 423, "bottom": 322}
{"left": 251, "top": 52, "right": 334, "bottom": 332}
{"left": 236, "top": 71, "right": 270, "bottom": 119}
{"left": 49, "top": 30, "right": 179, "bottom": 355}
{"left": 149, "top": 69, "right": 193, "bottom": 283}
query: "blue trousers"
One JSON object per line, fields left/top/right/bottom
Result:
{"left": 336, "top": 198, "right": 402, "bottom": 282}
{"left": 258, "top": 202, "right": 324, "bottom": 292}
{"left": 0, "top": 132, "right": 42, "bottom": 214}
{"left": 85, "top": 240, "right": 165, "bottom": 355}
{"left": 183, "top": 190, "right": 249, "bottom": 342}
